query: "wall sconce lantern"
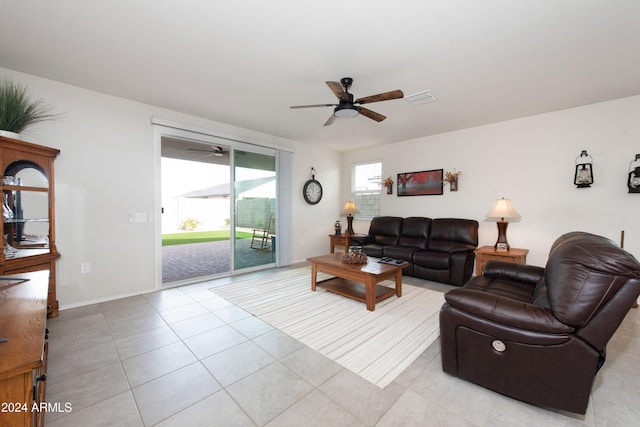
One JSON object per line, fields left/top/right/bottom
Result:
{"left": 628, "top": 154, "right": 640, "bottom": 193}
{"left": 574, "top": 150, "right": 593, "bottom": 188}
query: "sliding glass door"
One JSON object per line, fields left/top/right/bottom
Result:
{"left": 155, "top": 123, "right": 286, "bottom": 287}
{"left": 233, "top": 149, "right": 277, "bottom": 270}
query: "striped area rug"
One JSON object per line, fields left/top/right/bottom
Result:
{"left": 210, "top": 267, "right": 444, "bottom": 388}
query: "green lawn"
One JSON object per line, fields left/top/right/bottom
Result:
{"left": 162, "top": 230, "right": 252, "bottom": 246}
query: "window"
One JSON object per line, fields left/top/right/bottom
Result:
{"left": 352, "top": 162, "right": 381, "bottom": 219}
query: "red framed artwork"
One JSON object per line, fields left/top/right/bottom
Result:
{"left": 397, "top": 169, "right": 443, "bottom": 196}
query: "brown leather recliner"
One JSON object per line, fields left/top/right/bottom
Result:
{"left": 439, "top": 231, "right": 640, "bottom": 414}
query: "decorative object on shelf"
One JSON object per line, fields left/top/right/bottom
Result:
{"left": 0, "top": 76, "right": 57, "bottom": 138}
{"left": 2, "top": 194, "right": 13, "bottom": 220}
{"left": 334, "top": 220, "right": 342, "bottom": 235}
{"left": 485, "top": 197, "right": 521, "bottom": 252}
{"left": 341, "top": 200, "right": 360, "bottom": 235}
{"left": 627, "top": 154, "right": 640, "bottom": 193}
{"left": 443, "top": 169, "right": 462, "bottom": 192}
{"left": 383, "top": 176, "right": 394, "bottom": 194}
{"left": 303, "top": 167, "right": 323, "bottom": 205}
{"left": 574, "top": 150, "right": 594, "bottom": 188}
{"left": 342, "top": 250, "right": 368, "bottom": 264}
{"left": 397, "top": 169, "right": 443, "bottom": 196}
{"left": 3, "top": 234, "right": 17, "bottom": 258}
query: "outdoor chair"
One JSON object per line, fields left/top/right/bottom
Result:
{"left": 251, "top": 214, "right": 275, "bottom": 249}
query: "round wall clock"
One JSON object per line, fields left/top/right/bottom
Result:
{"left": 303, "top": 168, "right": 323, "bottom": 205}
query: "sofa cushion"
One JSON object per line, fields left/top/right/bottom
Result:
{"left": 428, "top": 218, "right": 478, "bottom": 251}
{"left": 369, "top": 216, "right": 403, "bottom": 246}
{"left": 383, "top": 245, "right": 420, "bottom": 262}
{"left": 397, "top": 217, "right": 431, "bottom": 249}
{"left": 361, "top": 244, "right": 384, "bottom": 258}
{"left": 413, "top": 250, "right": 450, "bottom": 269}
{"left": 463, "top": 273, "right": 536, "bottom": 302}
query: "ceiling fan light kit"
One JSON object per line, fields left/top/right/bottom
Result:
{"left": 290, "top": 77, "right": 403, "bottom": 126}
{"left": 334, "top": 104, "right": 359, "bottom": 119}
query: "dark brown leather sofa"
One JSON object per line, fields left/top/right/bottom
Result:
{"left": 351, "top": 216, "right": 479, "bottom": 286}
{"left": 439, "top": 231, "right": 640, "bottom": 414}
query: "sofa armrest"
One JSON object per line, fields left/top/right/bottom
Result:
{"left": 444, "top": 288, "right": 573, "bottom": 334}
{"left": 349, "top": 235, "right": 372, "bottom": 246}
{"left": 483, "top": 260, "right": 545, "bottom": 287}
{"left": 449, "top": 243, "right": 476, "bottom": 253}
{"left": 429, "top": 240, "right": 476, "bottom": 253}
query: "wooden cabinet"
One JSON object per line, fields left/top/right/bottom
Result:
{"left": 0, "top": 271, "right": 50, "bottom": 427}
{"left": 474, "top": 245, "right": 529, "bottom": 276}
{"left": 0, "top": 135, "right": 60, "bottom": 317}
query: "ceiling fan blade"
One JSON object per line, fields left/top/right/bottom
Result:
{"left": 290, "top": 103, "right": 336, "bottom": 109}
{"left": 323, "top": 114, "right": 337, "bottom": 126}
{"left": 355, "top": 90, "right": 404, "bottom": 105}
{"left": 326, "top": 81, "right": 349, "bottom": 101}
{"left": 358, "top": 107, "right": 386, "bottom": 122}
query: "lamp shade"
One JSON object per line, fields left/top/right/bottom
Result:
{"left": 485, "top": 198, "right": 520, "bottom": 220}
{"left": 341, "top": 201, "right": 360, "bottom": 216}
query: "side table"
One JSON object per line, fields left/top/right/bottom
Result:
{"left": 329, "top": 234, "right": 365, "bottom": 253}
{"left": 474, "top": 245, "right": 529, "bottom": 276}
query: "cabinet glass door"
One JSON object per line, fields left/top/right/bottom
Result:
{"left": 3, "top": 163, "right": 50, "bottom": 259}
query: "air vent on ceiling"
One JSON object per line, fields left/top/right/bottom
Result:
{"left": 405, "top": 90, "right": 438, "bottom": 106}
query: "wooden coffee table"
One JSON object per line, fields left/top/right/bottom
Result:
{"left": 307, "top": 253, "right": 408, "bottom": 311}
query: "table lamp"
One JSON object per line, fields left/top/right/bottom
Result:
{"left": 485, "top": 198, "right": 520, "bottom": 251}
{"left": 341, "top": 201, "right": 360, "bottom": 235}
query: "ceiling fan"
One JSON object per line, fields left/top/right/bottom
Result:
{"left": 188, "top": 146, "right": 225, "bottom": 157}
{"left": 290, "top": 77, "right": 404, "bottom": 126}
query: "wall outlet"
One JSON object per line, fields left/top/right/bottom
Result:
{"left": 80, "top": 262, "right": 91, "bottom": 274}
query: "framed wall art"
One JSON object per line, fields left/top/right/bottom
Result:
{"left": 397, "top": 169, "right": 443, "bottom": 196}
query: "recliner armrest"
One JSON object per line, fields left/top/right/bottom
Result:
{"left": 483, "top": 260, "right": 545, "bottom": 286}
{"left": 444, "top": 288, "right": 573, "bottom": 334}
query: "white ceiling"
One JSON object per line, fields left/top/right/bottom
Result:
{"left": 1, "top": 0, "right": 639, "bottom": 151}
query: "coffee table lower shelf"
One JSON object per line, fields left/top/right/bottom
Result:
{"left": 316, "top": 277, "right": 397, "bottom": 306}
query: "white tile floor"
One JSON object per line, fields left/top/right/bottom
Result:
{"left": 44, "top": 265, "right": 640, "bottom": 426}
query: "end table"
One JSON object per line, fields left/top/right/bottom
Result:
{"left": 329, "top": 234, "right": 365, "bottom": 253}
{"left": 474, "top": 245, "right": 529, "bottom": 276}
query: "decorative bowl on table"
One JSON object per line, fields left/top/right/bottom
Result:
{"left": 342, "top": 251, "right": 368, "bottom": 264}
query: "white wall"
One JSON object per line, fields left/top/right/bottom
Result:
{"left": 342, "top": 95, "right": 640, "bottom": 267}
{"left": 1, "top": 68, "right": 340, "bottom": 309}
{"left": 291, "top": 143, "right": 343, "bottom": 259}
{"left": 4, "top": 66, "right": 639, "bottom": 309}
